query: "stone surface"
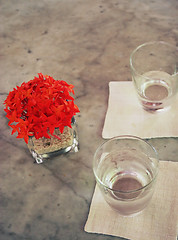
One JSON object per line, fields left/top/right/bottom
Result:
{"left": 0, "top": 0, "right": 177, "bottom": 240}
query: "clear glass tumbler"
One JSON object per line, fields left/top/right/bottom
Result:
{"left": 130, "top": 41, "right": 178, "bottom": 111}
{"left": 93, "top": 135, "right": 159, "bottom": 216}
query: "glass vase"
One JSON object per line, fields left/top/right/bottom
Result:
{"left": 27, "top": 117, "right": 79, "bottom": 164}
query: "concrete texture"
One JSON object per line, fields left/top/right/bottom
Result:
{"left": 0, "top": 0, "right": 177, "bottom": 239}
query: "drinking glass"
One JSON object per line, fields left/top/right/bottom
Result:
{"left": 93, "top": 136, "right": 159, "bottom": 216}
{"left": 130, "top": 41, "right": 178, "bottom": 111}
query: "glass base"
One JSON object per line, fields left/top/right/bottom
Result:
{"left": 140, "top": 99, "right": 171, "bottom": 112}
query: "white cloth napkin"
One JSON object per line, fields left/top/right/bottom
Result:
{"left": 84, "top": 161, "right": 178, "bottom": 240}
{"left": 102, "top": 81, "right": 178, "bottom": 139}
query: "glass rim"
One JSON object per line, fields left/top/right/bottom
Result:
{"left": 130, "top": 41, "right": 178, "bottom": 78}
{"left": 93, "top": 135, "right": 159, "bottom": 194}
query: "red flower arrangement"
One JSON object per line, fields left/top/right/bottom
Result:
{"left": 4, "top": 73, "right": 80, "bottom": 144}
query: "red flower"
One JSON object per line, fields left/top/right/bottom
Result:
{"left": 4, "top": 73, "right": 80, "bottom": 143}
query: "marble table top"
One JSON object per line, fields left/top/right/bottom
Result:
{"left": 0, "top": 0, "right": 177, "bottom": 240}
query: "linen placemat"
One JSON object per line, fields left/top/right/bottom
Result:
{"left": 84, "top": 161, "right": 178, "bottom": 240}
{"left": 102, "top": 82, "right": 178, "bottom": 139}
